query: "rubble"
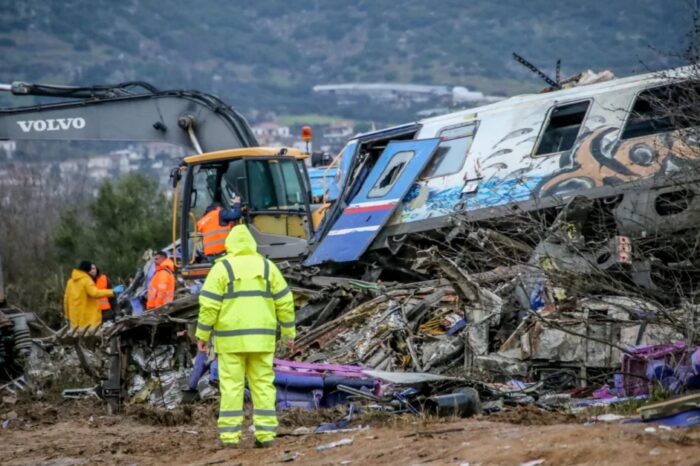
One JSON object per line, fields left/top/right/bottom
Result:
{"left": 3, "top": 205, "right": 700, "bottom": 432}
{"left": 639, "top": 393, "right": 700, "bottom": 427}
{"left": 73, "top": 251, "right": 692, "bottom": 425}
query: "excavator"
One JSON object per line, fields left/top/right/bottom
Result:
{"left": 0, "top": 80, "right": 338, "bottom": 411}
{"left": 0, "top": 81, "right": 321, "bottom": 278}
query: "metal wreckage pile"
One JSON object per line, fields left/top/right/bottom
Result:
{"left": 3, "top": 198, "right": 700, "bottom": 427}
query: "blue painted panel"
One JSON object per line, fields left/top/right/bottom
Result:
{"left": 305, "top": 138, "right": 439, "bottom": 265}
{"left": 308, "top": 166, "right": 338, "bottom": 200}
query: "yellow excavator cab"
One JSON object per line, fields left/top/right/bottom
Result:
{"left": 175, "top": 147, "right": 321, "bottom": 277}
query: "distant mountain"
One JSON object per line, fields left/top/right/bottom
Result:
{"left": 0, "top": 0, "right": 691, "bottom": 124}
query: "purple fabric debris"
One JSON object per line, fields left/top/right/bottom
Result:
{"left": 620, "top": 342, "right": 700, "bottom": 396}
{"left": 273, "top": 359, "right": 379, "bottom": 410}
{"left": 592, "top": 384, "right": 617, "bottom": 399}
{"left": 274, "top": 359, "right": 368, "bottom": 378}
{"left": 275, "top": 372, "right": 324, "bottom": 389}
{"left": 276, "top": 388, "right": 323, "bottom": 410}
{"left": 189, "top": 357, "right": 377, "bottom": 410}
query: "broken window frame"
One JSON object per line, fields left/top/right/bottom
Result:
{"left": 620, "top": 82, "right": 699, "bottom": 140}
{"left": 423, "top": 121, "right": 479, "bottom": 179}
{"left": 532, "top": 99, "right": 592, "bottom": 157}
{"left": 367, "top": 150, "right": 415, "bottom": 198}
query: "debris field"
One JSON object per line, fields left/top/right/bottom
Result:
{"left": 3, "top": 193, "right": 700, "bottom": 465}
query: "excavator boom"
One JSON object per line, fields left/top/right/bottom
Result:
{"left": 0, "top": 81, "right": 257, "bottom": 153}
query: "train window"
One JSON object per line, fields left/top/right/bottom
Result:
{"left": 368, "top": 151, "right": 414, "bottom": 198}
{"left": 534, "top": 101, "right": 590, "bottom": 156}
{"left": 424, "top": 123, "right": 477, "bottom": 178}
{"left": 621, "top": 84, "right": 697, "bottom": 140}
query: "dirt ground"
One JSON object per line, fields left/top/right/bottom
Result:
{"left": 1, "top": 399, "right": 700, "bottom": 466}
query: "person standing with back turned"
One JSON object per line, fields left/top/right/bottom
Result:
{"left": 64, "top": 260, "right": 123, "bottom": 329}
{"left": 195, "top": 224, "right": 295, "bottom": 448}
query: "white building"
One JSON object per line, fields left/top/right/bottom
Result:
{"left": 252, "top": 122, "right": 291, "bottom": 139}
{"left": 323, "top": 121, "right": 354, "bottom": 140}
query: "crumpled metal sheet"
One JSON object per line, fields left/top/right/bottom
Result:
{"left": 128, "top": 374, "right": 146, "bottom": 398}
{"left": 475, "top": 353, "right": 529, "bottom": 377}
{"left": 355, "top": 306, "right": 405, "bottom": 361}
{"left": 148, "top": 370, "right": 186, "bottom": 410}
{"left": 24, "top": 344, "right": 91, "bottom": 386}
{"left": 132, "top": 345, "right": 176, "bottom": 373}
{"left": 421, "top": 336, "right": 464, "bottom": 370}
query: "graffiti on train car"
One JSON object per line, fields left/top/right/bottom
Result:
{"left": 537, "top": 127, "right": 700, "bottom": 196}
{"left": 399, "top": 126, "right": 700, "bottom": 221}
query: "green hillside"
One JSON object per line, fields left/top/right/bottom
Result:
{"left": 0, "top": 0, "right": 691, "bottom": 123}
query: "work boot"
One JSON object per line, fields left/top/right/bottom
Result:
{"left": 254, "top": 439, "right": 274, "bottom": 448}
{"left": 220, "top": 441, "right": 239, "bottom": 449}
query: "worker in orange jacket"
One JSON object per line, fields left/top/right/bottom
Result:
{"left": 146, "top": 251, "right": 175, "bottom": 310}
{"left": 89, "top": 264, "right": 115, "bottom": 321}
{"left": 196, "top": 197, "right": 242, "bottom": 257}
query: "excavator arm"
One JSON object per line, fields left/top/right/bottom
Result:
{"left": 0, "top": 81, "right": 257, "bottom": 153}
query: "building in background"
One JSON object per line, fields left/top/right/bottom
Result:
{"left": 252, "top": 122, "right": 292, "bottom": 146}
{"left": 313, "top": 82, "right": 503, "bottom": 119}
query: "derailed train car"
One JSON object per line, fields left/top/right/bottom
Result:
{"left": 306, "top": 67, "right": 700, "bottom": 291}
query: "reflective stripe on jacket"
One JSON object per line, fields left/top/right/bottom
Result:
{"left": 197, "top": 208, "right": 233, "bottom": 256}
{"left": 195, "top": 225, "right": 295, "bottom": 353}
{"left": 146, "top": 258, "right": 175, "bottom": 310}
{"left": 95, "top": 274, "right": 111, "bottom": 311}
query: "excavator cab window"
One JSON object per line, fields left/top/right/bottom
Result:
{"left": 190, "top": 165, "right": 218, "bottom": 217}
{"left": 179, "top": 156, "right": 314, "bottom": 274}
{"left": 246, "top": 159, "right": 304, "bottom": 210}
{"left": 221, "top": 159, "right": 247, "bottom": 203}
{"left": 244, "top": 158, "right": 312, "bottom": 243}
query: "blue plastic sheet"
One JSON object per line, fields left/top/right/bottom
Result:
{"left": 650, "top": 409, "right": 700, "bottom": 428}
{"left": 130, "top": 298, "right": 144, "bottom": 316}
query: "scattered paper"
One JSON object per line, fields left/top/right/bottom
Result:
{"left": 317, "top": 437, "right": 353, "bottom": 451}
{"left": 520, "top": 460, "right": 545, "bottom": 466}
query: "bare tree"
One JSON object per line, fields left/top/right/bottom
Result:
{"left": 0, "top": 161, "right": 91, "bottom": 324}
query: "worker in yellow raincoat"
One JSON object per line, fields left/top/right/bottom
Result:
{"left": 195, "top": 225, "right": 295, "bottom": 448}
{"left": 63, "top": 260, "right": 123, "bottom": 329}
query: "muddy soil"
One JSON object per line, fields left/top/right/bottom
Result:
{"left": 1, "top": 399, "right": 699, "bottom": 466}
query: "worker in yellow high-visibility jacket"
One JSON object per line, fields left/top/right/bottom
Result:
{"left": 195, "top": 224, "right": 295, "bottom": 448}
